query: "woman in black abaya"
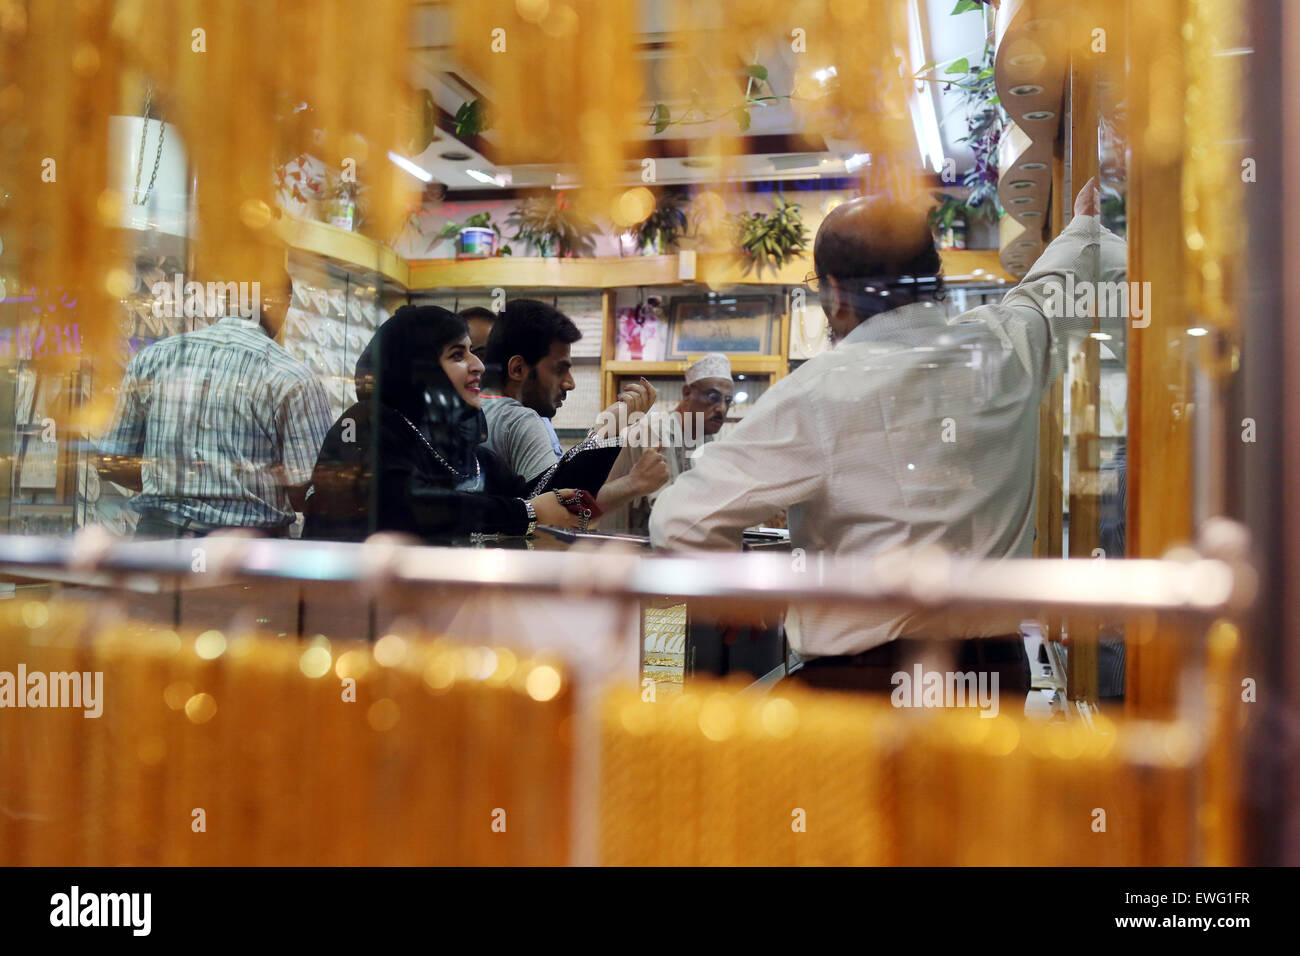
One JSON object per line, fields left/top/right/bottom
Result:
{"left": 302, "top": 305, "right": 616, "bottom": 542}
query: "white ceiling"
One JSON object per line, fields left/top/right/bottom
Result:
{"left": 404, "top": 1, "right": 990, "bottom": 193}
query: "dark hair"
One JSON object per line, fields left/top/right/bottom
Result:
{"left": 483, "top": 298, "right": 580, "bottom": 388}
{"left": 813, "top": 229, "right": 944, "bottom": 322}
{"left": 459, "top": 306, "right": 498, "bottom": 323}
{"left": 354, "top": 304, "right": 468, "bottom": 415}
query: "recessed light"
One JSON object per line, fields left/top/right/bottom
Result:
{"left": 1009, "top": 196, "right": 1034, "bottom": 205}
{"left": 439, "top": 151, "right": 471, "bottom": 161}
{"left": 388, "top": 151, "right": 433, "bottom": 183}
{"left": 1021, "top": 210, "right": 1043, "bottom": 218}
{"left": 1008, "top": 180, "right": 1036, "bottom": 189}
{"left": 1009, "top": 84, "right": 1044, "bottom": 96}
{"left": 1022, "top": 110, "right": 1056, "bottom": 121}
{"left": 1019, "top": 161, "right": 1048, "bottom": 171}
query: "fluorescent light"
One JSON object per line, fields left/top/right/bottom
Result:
{"left": 465, "top": 168, "right": 499, "bottom": 185}
{"left": 1090, "top": 332, "right": 1113, "bottom": 341}
{"left": 1187, "top": 327, "right": 1210, "bottom": 337}
{"left": 906, "top": 0, "right": 945, "bottom": 173}
{"left": 844, "top": 152, "right": 871, "bottom": 173}
{"left": 388, "top": 151, "right": 433, "bottom": 183}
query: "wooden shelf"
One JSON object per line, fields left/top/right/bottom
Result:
{"left": 407, "top": 255, "right": 681, "bottom": 291}
{"left": 605, "top": 356, "right": 785, "bottom": 376}
{"left": 275, "top": 215, "right": 409, "bottom": 288}
{"left": 406, "top": 248, "right": 1011, "bottom": 291}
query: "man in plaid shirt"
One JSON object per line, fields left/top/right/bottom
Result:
{"left": 98, "top": 284, "right": 332, "bottom": 538}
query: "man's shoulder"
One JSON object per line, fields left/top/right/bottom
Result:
{"left": 484, "top": 396, "right": 542, "bottom": 428}
{"left": 261, "top": 339, "right": 320, "bottom": 387}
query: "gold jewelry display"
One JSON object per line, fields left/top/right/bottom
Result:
{"left": 0, "top": 600, "right": 572, "bottom": 865}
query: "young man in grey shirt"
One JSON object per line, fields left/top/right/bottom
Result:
{"left": 480, "top": 299, "right": 581, "bottom": 482}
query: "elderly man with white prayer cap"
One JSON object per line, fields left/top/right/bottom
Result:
{"left": 595, "top": 352, "right": 734, "bottom": 532}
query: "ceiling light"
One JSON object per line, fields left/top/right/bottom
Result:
{"left": 1009, "top": 84, "right": 1044, "bottom": 96}
{"left": 439, "top": 151, "right": 472, "bottom": 161}
{"left": 465, "top": 168, "right": 504, "bottom": 186}
{"left": 1008, "top": 180, "right": 1036, "bottom": 189}
{"left": 388, "top": 151, "right": 433, "bottom": 183}
{"left": 906, "top": 0, "right": 945, "bottom": 173}
{"left": 1090, "top": 332, "right": 1113, "bottom": 341}
{"left": 814, "top": 66, "right": 838, "bottom": 83}
{"left": 1022, "top": 110, "right": 1056, "bottom": 121}
{"left": 844, "top": 152, "right": 871, "bottom": 173}
{"left": 1187, "top": 327, "right": 1209, "bottom": 337}
{"left": 1019, "top": 161, "right": 1048, "bottom": 171}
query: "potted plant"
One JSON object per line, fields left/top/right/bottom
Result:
{"left": 728, "top": 194, "right": 809, "bottom": 274}
{"left": 928, "top": 192, "right": 969, "bottom": 249}
{"left": 626, "top": 188, "right": 691, "bottom": 254}
{"left": 434, "top": 211, "right": 512, "bottom": 258}
{"left": 506, "top": 192, "right": 598, "bottom": 258}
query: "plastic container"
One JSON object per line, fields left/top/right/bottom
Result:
{"left": 457, "top": 226, "right": 496, "bottom": 258}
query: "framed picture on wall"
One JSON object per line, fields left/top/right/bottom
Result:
{"left": 665, "top": 294, "right": 777, "bottom": 359}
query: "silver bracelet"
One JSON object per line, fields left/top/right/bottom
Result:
{"left": 522, "top": 499, "right": 537, "bottom": 537}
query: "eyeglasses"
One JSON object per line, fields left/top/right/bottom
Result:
{"left": 803, "top": 271, "right": 823, "bottom": 293}
{"left": 699, "top": 389, "right": 734, "bottom": 409}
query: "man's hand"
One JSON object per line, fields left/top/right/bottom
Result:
{"left": 617, "top": 377, "right": 657, "bottom": 417}
{"left": 628, "top": 446, "right": 670, "bottom": 496}
{"left": 1074, "top": 175, "right": 1100, "bottom": 217}
{"left": 530, "top": 490, "right": 581, "bottom": 528}
{"left": 595, "top": 378, "right": 658, "bottom": 440}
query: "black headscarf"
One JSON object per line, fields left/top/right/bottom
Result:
{"left": 355, "top": 304, "right": 486, "bottom": 475}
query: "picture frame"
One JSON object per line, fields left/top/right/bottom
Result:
{"left": 665, "top": 294, "right": 777, "bottom": 359}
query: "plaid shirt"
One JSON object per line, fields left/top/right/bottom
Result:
{"left": 99, "top": 316, "right": 332, "bottom": 529}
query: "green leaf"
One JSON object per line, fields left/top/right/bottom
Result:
{"left": 945, "top": 57, "right": 970, "bottom": 75}
{"left": 951, "top": 0, "right": 979, "bottom": 14}
{"left": 746, "top": 64, "right": 769, "bottom": 82}
{"left": 651, "top": 103, "right": 671, "bottom": 134}
{"left": 454, "top": 99, "right": 484, "bottom": 138}
{"left": 734, "top": 108, "right": 751, "bottom": 132}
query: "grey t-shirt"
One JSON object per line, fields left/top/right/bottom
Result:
{"left": 482, "top": 395, "right": 560, "bottom": 482}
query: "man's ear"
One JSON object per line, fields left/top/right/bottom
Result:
{"left": 823, "top": 276, "right": 844, "bottom": 321}
{"left": 507, "top": 355, "right": 528, "bottom": 382}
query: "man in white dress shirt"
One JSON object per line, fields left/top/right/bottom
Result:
{"left": 650, "top": 179, "right": 1124, "bottom": 694}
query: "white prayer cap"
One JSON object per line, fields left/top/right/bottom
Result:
{"left": 684, "top": 352, "right": 732, "bottom": 384}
